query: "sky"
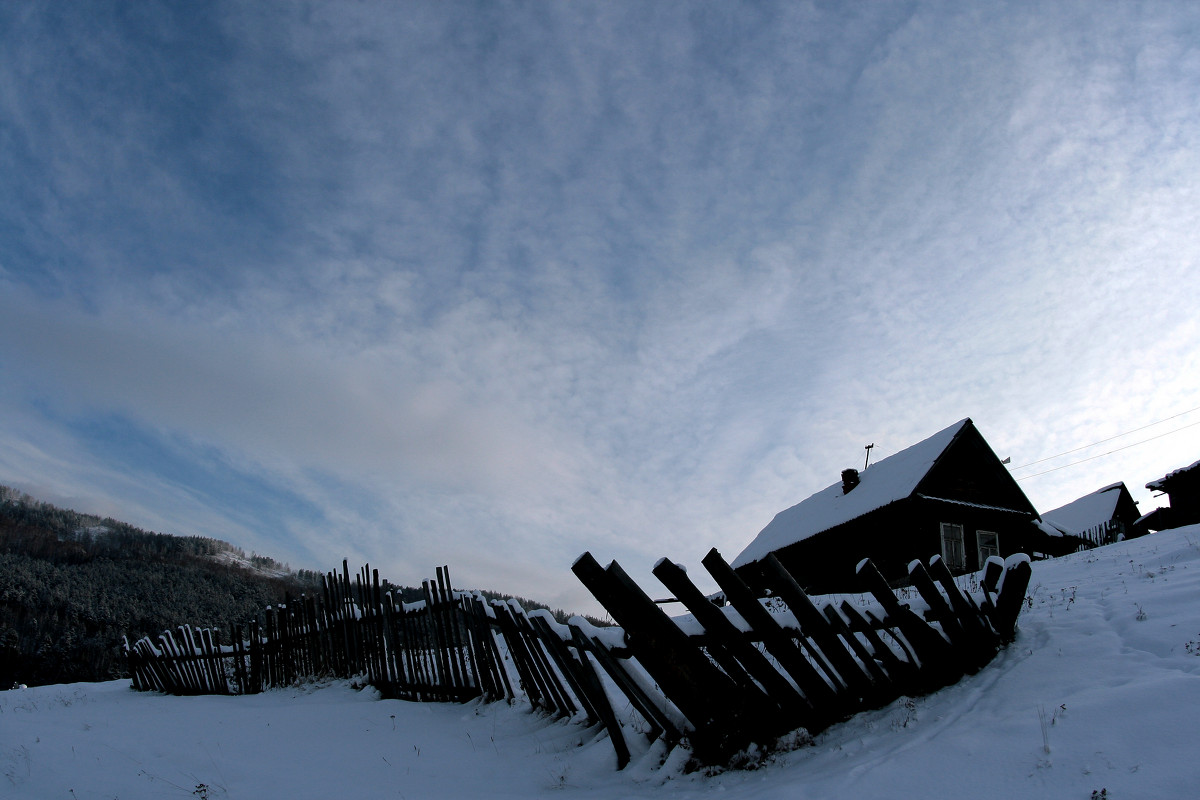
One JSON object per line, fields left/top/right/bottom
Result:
{"left": 2, "top": 0, "right": 1199, "bottom": 614}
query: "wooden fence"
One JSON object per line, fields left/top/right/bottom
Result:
{"left": 126, "top": 548, "right": 1032, "bottom": 769}
{"left": 126, "top": 563, "right": 517, "bottom": 703}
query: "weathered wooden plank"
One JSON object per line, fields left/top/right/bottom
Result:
{"left": 430, "top": 571, "right": 454, "bottom": 691}
{"left": 372, "top": 570, "right": 392, "bottom": 685}
{"left": 570, "top": 626, "right": 678, "bottom": 746}
{"left": 388, "top": 598, "right": 411, "bottom": 692}
{"left": 907, "top": 561, "right": 966, "bottom": 642}
{"left": 990, "top": 557, "right": 1031, "bottom": 640}
{"left": 529, "top": 615, "right": 597, "bottom": 724}
{"left": 134, "top": 638, "right": 168, "bottom": 692}
{"left": 181, "top": 627, "right": 203, "bottom": 693}
{"left": 400, "top": 604, "right": 429, "bottom": 697}
{"left": 181, "top": 627, "right": 208, "bottom": 693}
{"left": 230, "top": 624, "right": 247, "bottom": 694}
{"left": 262, "top": 609, "right": 277, "bottom": 689}
{"left": 838, "top": 603, "right": 912, "bottom": 686}
{"left": 652, "top": 558, "right": 810, "bottom": 725}
{"left": 818, "top": 605, "right": 889, "bottom": 706}
{"left": 470, "top": 595, "right": 514, "bottom": 700}
{"left": 926, "top": 556, "right": 999, "bottom": 669}
{"left": 492, "top": 601, "right": 547, "bottom": 709}
{"left": 144, "top": 638, "right": 172, "bottom": 693}
{"left": 981, "top": 557, "right": 1004, "bottom": 597}
{"left": 508, "top": 603, "right": 574, "bottom": 715}
{"left": 573, "top": 552, "right": 753, "bottom": 760}
{"left": 437, "top": 567, "right": 474, "bottom": 694}
{"left": 927, "top": 558, "right": 988, "bottom": 635}
{"left": 356, "top": 570, "right": 373, "bottom": 683}
{"left": 186, "top": 628, "right": 207, "bottom": 693}
{"left": 126, "top": 642, "right": 144, "bottom": 692}
{"left": 856, "top": 559, "right": 960, "bottom": 691}
{"left": 249, "top": 619, "right": 263, "bottom": 693}
{"left": 554, "top": 626, "right": 633, "bottom": 769}
{"left": 469, "top": 598, "right": 507, "bottom": 701}
{"left": 200, "top": 628, "right": 226, "bottom": 694}
{"left": 701, "top": 549, "right": 839, "bottom": 727}
{"left": 342, "top": 561, "right": 362, "bottom": 679}
{"left": 176, "top": 627, "right": 199, "bottom": 692}
{"left": 761, "top": 554, "right": 876, "bottom": 699}
{"left": 156, "top": 632, "right": 182, "bottom": 693}
{"left": 908, "top": 558, "right": 997, "bottom": 677}
{"left": 422, "top": 580, "right": 455, "bottom": 699}
{"left": 489, "top": 600, "right": 550, "bottom": 711}
{"left": 378, "top": 592, "right": 405, "bottom": 694}
{"left": 416, "top": 604, "right": 445, "bottom": 700}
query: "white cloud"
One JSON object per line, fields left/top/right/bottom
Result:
{"left": 3, "top": 1, "right": 1200, "bottom": 612}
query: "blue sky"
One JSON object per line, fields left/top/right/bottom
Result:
{"left": 2, "top": 1, "right": 1199, "bottom": 613}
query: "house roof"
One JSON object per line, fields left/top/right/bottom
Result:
{"left": 1147, "top": 459, "right": 1200, "bottom": 492}
{"left": 731, "top": 418, "right": 972, "bottom": 569}
{"left": 1042, "top": 483, "right": 1126, "bottom": 536}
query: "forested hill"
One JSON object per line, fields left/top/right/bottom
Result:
{"left": 0, "top": 485, "right": 326, "bottom": 687}
{"left": 0, "top": 486, "right": 603, "bottom": 688}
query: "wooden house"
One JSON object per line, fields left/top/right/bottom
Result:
{"left": 1041, "top": 482, "right": 1146, "bottom": 546}
{"left": 1141, "top": 459, "right": 1200, "bottom": 531}
{"left": 732, "top": 418, "right": 1068, "bottom": 594}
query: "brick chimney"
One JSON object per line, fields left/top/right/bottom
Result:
{"left": 841, "top": 468, "right": 860, "bottom": 494}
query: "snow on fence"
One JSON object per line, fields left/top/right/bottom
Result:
{"left": 125, "top": 563, "right": 517, "bottom": 703}
{"left": 125, "top": 549, "right": 1031, "bottom": 769}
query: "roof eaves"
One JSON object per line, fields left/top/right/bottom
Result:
{"left": 1147, "top": 458, "right": 1200, "bottom": 491}
{"left": 914, "top": 494, "right": 1036, "bottom": 515}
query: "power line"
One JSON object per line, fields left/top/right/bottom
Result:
{"left": 1008, "top": 404, "right": 1200, "bottom": 471}
{"left": 1013, "top": 418, "right": 1200, "bottom": 481}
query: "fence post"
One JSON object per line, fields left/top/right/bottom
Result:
{"left": 652, "top": 558, "right": 809, "bottom": 725}
{"left": 573, "top": 552, "right": 757, "bottom": 761}
{"left": 701, "top": 549, "right": 839, "bottom": 727}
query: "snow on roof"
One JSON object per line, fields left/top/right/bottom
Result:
{"left": 1147, "top": 459, "right": 1200, "bottom": 491}
{"left": 1041, "top": 483, "right": 1124, "bottom": 536}
{"left": 731, "top": 419, "right": 971, "bottom": 569}
{"left": 1033, "top": 519, "right": 1065, "bottom": 538}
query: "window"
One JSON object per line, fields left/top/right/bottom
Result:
{"left": 940, "top": 523, "right": 966, "bottom": 570}
{"left": 977, "top": 530, "right": 999, "bottom": 567}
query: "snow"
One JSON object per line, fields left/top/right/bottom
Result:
{"left": 1042, "top": 483, "right": 1125, "bottom": 535}
{"left": 568, "top": 616, "right": 626, "bottom": 651}
{"left": 1146, "top": 459, "right": 1200, "bottom": 491}
{"left": 732, "top": 419, "right": 970, "bottom": 569}
{"left": 207, "top": 550, "right": 292, "bottom": 579}
{"left": 1033, "top": 519, "right": 1066, "bottom": 538}
{"left": 6, "top": 526, "right": 1200, "bottom": 799}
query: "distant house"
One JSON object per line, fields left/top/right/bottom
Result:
{"left": 731, "top": 418, "right": 1069, "bottom": 594}
{"left": 1141, "top": 459, "right": 1200, "bottom": 531}
{"left": 1041, "top": 482, "right": 1146, "bottom": 546}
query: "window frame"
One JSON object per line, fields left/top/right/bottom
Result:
{"left": 940, "top": 522, "right": 966, "bottom": 570}
{"left": 976, "top": 530, "right": 1000, "bottom": 567}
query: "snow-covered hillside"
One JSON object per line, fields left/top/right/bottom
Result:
{"left": 206, "top": 549, "right": 294, "bottom": 579}
{"left": 5, "top": 526, "right": 1200, "bottom": 799}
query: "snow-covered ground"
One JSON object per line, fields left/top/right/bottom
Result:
{"left": 6, "top": 526, "right": 1200, "bottom": 799}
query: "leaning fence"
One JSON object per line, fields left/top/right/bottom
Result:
{"left": 126, "top": 548, "right": 1032, "bottom": 768}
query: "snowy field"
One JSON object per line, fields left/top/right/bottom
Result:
{"left": 5, "top": 526, "right": 1200, "bottom": 799}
